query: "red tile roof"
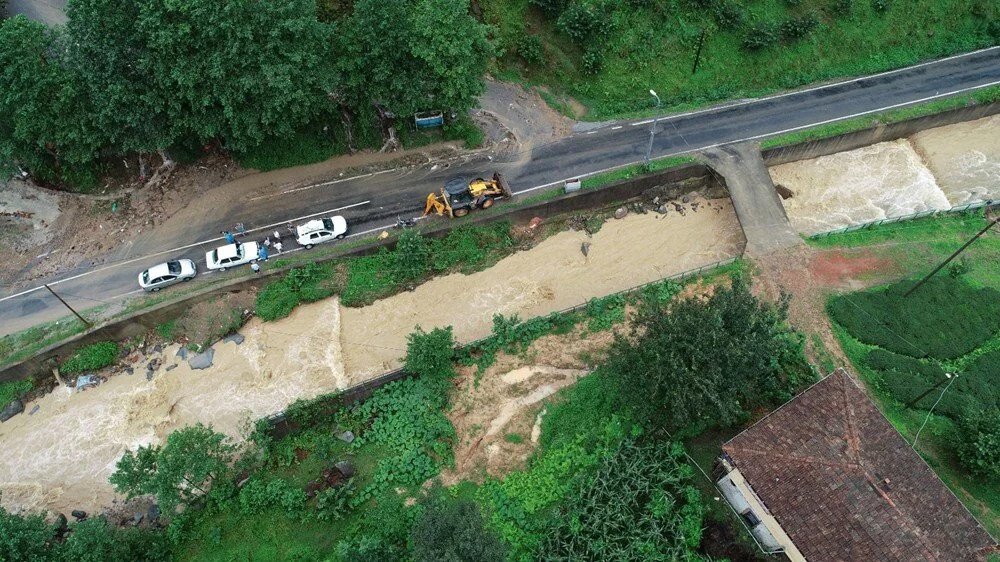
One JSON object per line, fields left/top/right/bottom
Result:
{"left": 722, "top": 369, "right": 997, "bottom": 561}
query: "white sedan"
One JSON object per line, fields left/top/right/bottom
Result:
{"left": 205, "top": 241, "right": 260, "bottom": 271}
{"left": 138, "top": 259, "right": 197, "bottom": 292}
{"left": 295, "top": 216, "right": 348, "bottom": 249}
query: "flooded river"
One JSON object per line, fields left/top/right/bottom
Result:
{"left": 770, "top": 115, "right": 1000, "bottom": 235}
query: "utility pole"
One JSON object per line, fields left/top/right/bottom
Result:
{"left": 904, "top": 207, "right": 999, "bottom": 297}
{"left": 905, "top": 372, "right": 951, "bottom": 408}
{"left": 44, "top": 284, "right": 91, "bottom": 327}
{"left": 644, "top": 89, "right": 661, "bottom": 168}
{"left": 692, "top": 28, "right": 707, "bottom": 75}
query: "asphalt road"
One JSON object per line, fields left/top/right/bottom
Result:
{"left": 3, "top": 0, "right": 68, "bottom": 25}
{"left": 2, "top": 47, "right": 999, "bottom": 337}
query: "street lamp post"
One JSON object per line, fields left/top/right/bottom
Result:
{"left": 644, "top": 89, "right": 661, "bottom": 168}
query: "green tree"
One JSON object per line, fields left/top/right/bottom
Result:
{"left": 339, "top": 0, "right": 491, "bottom": 117}
{"left": 412, "top": 496, "right": 506, "bottom": 562}
{"left": 67, "top": 0, "right": 336, "bottom": 157}
{"left": 0, "top": 504, "right": 55, "bottom": 562}
{"left": 391, "top": 229, "right": 431, "bottom": 283}
{"left": 0, "top": 16, "right": 100, "bottom": 182}
{"left": 956, "top": 409, "right": 1000, "bottom": 480}
{"left": 603, "top": 276, "right": 810, "bottom": 434}
{"left": 404, "top": 325, "right": 457, "bottom": 383}
{"left": 110, "top": 423, "right": 237, "bottom": 514}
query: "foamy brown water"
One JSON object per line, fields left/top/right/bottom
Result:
{"left": 911, "top": 114, "right": 1000, "bottom": 205}
{"left": 769, "top": 116, "right": 1000, "bottom": 235}
{"left": 769, "top": 140, "right": 951, "bottom": 236}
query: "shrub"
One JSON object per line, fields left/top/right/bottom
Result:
{"left": 518, "top": 34, "right": 544, "bottom": 66}
{"left": 556, "top": 1, "right": 605, "bottom": 42}
{"left": 538, "top": 439, "right": 704, "bottom": 559}
{"left": 828, "top": 277, "right": 1000, "bottom": 360}
{"left": 391, "top": 229, "right": 431, "bottom": 284}
{"left": 238, "top": 478, "right": 307, "bottom": 517}
{"left": 780, "top": 14, "right": 819, "bottom": 39}
{"left": 404, "top": 326, "right": 457, "bottom": 387}
{"left": 315, "top": 482, "right": 356, "bottom": 521}
{"left": 743, "top": 21, "right": 779, "bottom": 50}
{"left": 581, "top": 50, "right": 603, "bottom": 75}
{"left": 412, "top": 495, "right": 506, "bottom": 562}
{"left": 60, "top": 341, "right": 119, "bottom": 374}
{"left": 831, "top": 0, "right": 852, "bottom": 16}
{"left": 712, "top": 0, "right": 744, "bottom": 29}
{"left": 430, "top": 221, "right": 514, "bottom": 274}
{"left": 255, "top": 263, "right": 335, "bottom": 321}
{"left": 443, "top": 117, "right": 485, "bottom": 148}
{"left": 61, "top": 518, "right": 170, "bottom": 562}
{"left": 0, "top": 505, "right": 53, "bottom": 562}
{"left": 956, "top": 409, "right": 1000, "bottom": 480}
{"left": 0, "top": 379, "right": 32, "bottom": 407}
{"left": 871, "top": 0, "right": 890, "bottom": 12}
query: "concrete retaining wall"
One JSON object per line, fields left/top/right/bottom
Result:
{"left": 761, "top": 102, "right": 1000, "bottom": 165}
{"left": 0, "top": 163, "right": 717, "bottom": 383}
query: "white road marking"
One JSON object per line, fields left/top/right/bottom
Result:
{"left": 611, "top": 126, "right": 623, "bottom": 130}
{"left": 3, "top": 54, "right": 998, "bottom": 308}
{"left": 622, "top": 45, "right": 1000, "bottom": 128}
{"left": 514, "top": 79, "right": 1000, "bottom": 196}
{"left": 0, "top": 200, "right": 371, "bottom": 303}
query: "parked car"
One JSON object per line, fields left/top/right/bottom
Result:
{"left": 295, "top": 216, "right": 348, "bottom": 249}
{"left": 205, "top": 241, "right": 260, "bottom": 271}
{"left": 138, "top": 259, "right": 197, "bottom": 291}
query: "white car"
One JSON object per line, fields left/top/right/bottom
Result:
{"left": 205, "top": 241, "right": 260, "bottom": 271}
{"left": 295, "top": 216, "right": 348, "bottom": 248}
{"left": 138, "top": 259, "right": 197, "bottom": 292}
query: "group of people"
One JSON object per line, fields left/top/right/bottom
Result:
{"left": 221, "top": 226, "right": 290, "bottom": 275}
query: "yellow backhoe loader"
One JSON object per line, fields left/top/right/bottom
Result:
{"left": 423, "top": 172, "right": 513, "bottom": 218}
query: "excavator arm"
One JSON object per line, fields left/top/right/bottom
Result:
{"left": 423, "top": 192, "right": 447, "bottom": 216}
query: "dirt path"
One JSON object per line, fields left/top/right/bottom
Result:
{"left": 339, "top": 196, "right": 745, "bottom": 382}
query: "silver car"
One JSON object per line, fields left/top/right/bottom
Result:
{"left": 138, "top": 259, "right": 197, "bottom": 292}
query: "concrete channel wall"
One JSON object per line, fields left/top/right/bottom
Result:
{"left": 0, "top": 164, "right": 718, "bottom": 383}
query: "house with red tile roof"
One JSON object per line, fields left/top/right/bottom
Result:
{"left": 716, "top": 368, "right": 997, "bottom": 561}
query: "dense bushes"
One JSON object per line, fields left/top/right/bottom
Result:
{"left": 956, "top": 409, "right": 1000, "bottom": 480}
{"left": 828, "top": 277, "right": 1000, "bottom": 360}
{"left": 412, "top": 495, "right": 506, "bottom": 562}
{"left": 60, "top": 341, "right": 119, "bottom": 374}
{"left": 603, "top": 276, "right": 811, "bottom": 435}
{"left": 0, "top": 506, "right": 168, "bottom": 562}
{"left": 539, "top": 438, "right": 704, "bottom": 560}
{"left": 255, "top": 262, "right": 337, "bottom": 321}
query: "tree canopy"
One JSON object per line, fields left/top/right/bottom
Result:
{"left": 0, "top": 0, "right": 492, "bottom": 186}
{"left": 110, "top": 423, "right": 237, "bottom": 514}
{"left": 602, "top": 275, "right": 811, "bottom": 435}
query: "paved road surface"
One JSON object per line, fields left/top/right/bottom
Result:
{"left": 1, "top": 47, "right": 999, "bottom": 336}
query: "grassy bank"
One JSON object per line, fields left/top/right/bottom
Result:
{"left": 483, "top": 0, "right": 998, "bottom": 120}
{"left": 818, "top": 213, "right": 1000, "bottom": 536}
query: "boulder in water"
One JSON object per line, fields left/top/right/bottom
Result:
{"left": 223, "top": 333, "right": 245, "bottom": 345}
{"left": 775, "top": 183, "right": 794, "bottom": 200}
{"left": 189, "top": 348, "right": 215, "bottom": 370}
{"left": 614, "top": 207, "right": 628, "bottom": 219}
{"left": 0, "top": 399, "right": 24, "bottom": 422}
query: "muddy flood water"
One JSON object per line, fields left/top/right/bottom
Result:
{"left": 0, "top": 196, "right": 744, "bottom": 516}
{"left": 770, "top": 115, "right": 1000, "bottom": 235}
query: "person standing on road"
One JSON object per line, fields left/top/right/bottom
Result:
{"left": 263, "top": 236, "right": 271, "bottom": 248}
{"left": 273, "top": 241, "right": 283, "bottom": 254}
{"left": 223, "top": 231, "right": 235, "bottom": 244}
{"left": 273, "top": 230, "right": 282, "bottom": 242}
{"left": 258, "top": 245, "right": 268, "bottom": 261}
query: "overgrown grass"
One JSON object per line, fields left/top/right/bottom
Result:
{"left": 485, "top": 0, "right": 999, "bottom": 120}
{"left": 0, "top": 317, "right": 90, "bottom": 369}
{"left": 0, "top": 379, "right": 33, "bottom": 406}
{"left": 59, "top": 341, "right": 119, "bottom": 374}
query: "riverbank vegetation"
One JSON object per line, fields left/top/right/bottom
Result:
{"left": 0, "top": 265, "right": 811, "bottom": 560}
{"left": 486, "top": 0, "right": 999, "bottom": 119}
